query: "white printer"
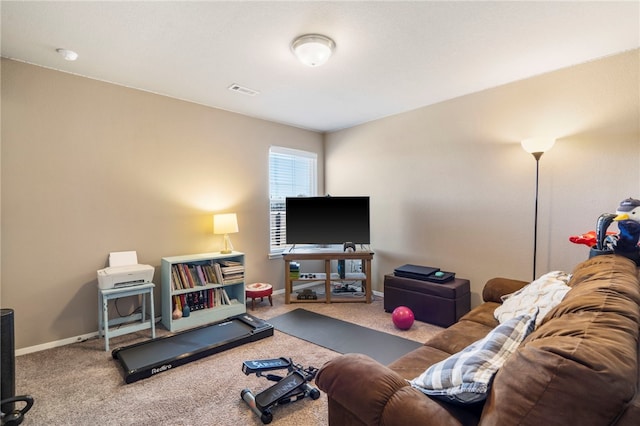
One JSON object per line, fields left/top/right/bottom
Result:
{"left": 97, "top": 251, "right": 154, "bottom": 290}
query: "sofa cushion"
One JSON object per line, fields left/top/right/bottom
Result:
{"left": 459, "top": 301, "right": 500, "bottom": 328}
{"left": 409, "top": 311, "right": 537, "bottom": 404}
{"left": 494, "top": 270, "right": 571, "bottom": 327}
{"left": 387, "top": 345, "right": 452, "bottom": 380}
{"left": 425, "top": 320, "right": 494, "bottom": 356}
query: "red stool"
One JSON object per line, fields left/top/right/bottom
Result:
{"left": 246, "top": 283, "right": 273, "bottom": 310}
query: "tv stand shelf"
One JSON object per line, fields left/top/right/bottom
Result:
{"left": 283, "top": 250, "right": 374, "bottom": 304}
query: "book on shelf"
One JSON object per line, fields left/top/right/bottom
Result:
{"left": 173, "top": 289, "right": 210, "bottom": 311}
{"left": 214, "top": 288, "right": 223, "bottom": 306}
{"left": 221, "top": 265, "right": 244, "bottom": 274}
{"left": 173, "top": 287, "right": 235, "bottom": 314}
{"left": 171, "top": 259, "right": 244, "bottom": 291}
{"left": 213, "top": 263, "right": 224, "bottom": 284}
{"left": 222, "top": 272, "right": 243, "bottom": 279}
{"left": 221, "top": 288, "right": 231, "bottom": 304}
{"left": 203, "top": 265, "right": 218, "bottom": 284}
{"left": 187, "top": 293, "right": 194, "bottom": 311}
{"left": 171, "top": 266, "right": 183, "bottom": 290}
{"left": 180, "top": 264, "right": 191, "bottom": 288}
{"left": 185, "top": 265, "right": 199, "bottom": 287}
{"left": 171, "top": 263, "right": 220, "bottom": 289}
{"left": 195, "top": 265, "right": 207, "bottom": 286}
{"left": 214, "top": 263, "right": 244, "bottom": 285}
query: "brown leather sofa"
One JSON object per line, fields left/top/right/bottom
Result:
{"left": 315, "top": 255, "right": 640, "bottom": 425}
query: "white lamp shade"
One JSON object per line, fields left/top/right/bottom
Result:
{"left": 521, "top": 138, "right": 556, "bottom": 154}
{"left": 291, "top": 34, "right": 335, "bottom": 67}
{"left": 213, "top": 213, "right": 238, "bottom": 235}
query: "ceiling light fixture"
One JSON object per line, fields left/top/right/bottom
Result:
{"left": 291, "top": 34, "right": 335, "bottom": 67}
{"left": 56, "top": 48, "right": 78, "bottom": 61}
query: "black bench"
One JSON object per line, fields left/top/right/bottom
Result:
{"left": 384, "top": 274, "right": 471, "bottom": 327}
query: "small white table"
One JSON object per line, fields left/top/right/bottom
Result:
{"left": 98, "top": 283, "right": 156, "bottom": 351}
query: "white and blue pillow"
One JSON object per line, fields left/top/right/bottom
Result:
{"left": 409, "top": 310, "right": 537, "bottom": 404}
{"left": 494, "top": 271, "right": 570, "bottom": 327}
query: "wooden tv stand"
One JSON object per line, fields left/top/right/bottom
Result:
{"left": 283, "top": 250, "right": 374, "bottom": 304}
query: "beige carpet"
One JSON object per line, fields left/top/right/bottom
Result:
{"left": 15, "top": 293, "right": 441, "bottom": 425}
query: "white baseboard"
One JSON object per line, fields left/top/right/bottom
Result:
{"left": 15, "top": 316, "right": 163, "bottom": 356}
{"left": 16, "top": 331, "right": 99, "bottom": 356}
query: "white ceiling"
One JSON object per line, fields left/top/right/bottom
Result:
{"left": 2, "top": 1, "right": 639, "bottom": 133}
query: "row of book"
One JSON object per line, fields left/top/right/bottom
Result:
{"left": 171, "top": 260, "right": 244, "bottom": 290}
{"left": 219, "top": 259, "right": 244, "bottom": 284}
{"left": 173, "top": 288, "right": 234, "bottom": 312}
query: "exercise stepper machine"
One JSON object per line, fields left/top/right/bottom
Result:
{"left": 241, "top": 357, "right": 320, "bottom": 424}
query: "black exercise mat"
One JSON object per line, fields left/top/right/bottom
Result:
{"left": 267, "top": 308, "right": 422, "bottom": 365}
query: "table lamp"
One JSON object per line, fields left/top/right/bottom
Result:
{"left": 214, "top": 213, "right": 239, "bottom": 254}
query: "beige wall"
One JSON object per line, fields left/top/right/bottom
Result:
{"left": 1, "top": 59, "right": 324, "bottom": 350}
{"left": 2, "top": 50, "right": 639, "bottom": 351}
{"left": 325, "top": 49, "right": 640, "bottom": 306}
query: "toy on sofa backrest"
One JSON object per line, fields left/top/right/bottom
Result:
{"left": 588, "top": 197, "right": 640, "bottom": 265}
{"left": 612, "top": 198, "right": 640, "bottom": 261}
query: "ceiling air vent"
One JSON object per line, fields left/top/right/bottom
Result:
{"left": 228, "top": 83, "right": 260, "bottom": 96}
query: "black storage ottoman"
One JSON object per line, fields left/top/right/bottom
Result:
{"left": 384, "top": 274, "right": 471, "bottom": 327}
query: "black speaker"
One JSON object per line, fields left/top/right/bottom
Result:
{"left": 1, "top": 308, "right": 15, "bottom": 415}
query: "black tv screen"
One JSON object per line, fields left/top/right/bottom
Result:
{"left": 285, "top": 196, "right": 370, "bottom": 245}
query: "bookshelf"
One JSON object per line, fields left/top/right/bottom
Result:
{"left": 161, "top": 252, "right": 245, "bottom": 332}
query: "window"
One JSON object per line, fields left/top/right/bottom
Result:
{"left": 269, "top": 146, "right": 317, "bottom": 254}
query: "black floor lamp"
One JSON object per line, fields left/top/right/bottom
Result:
{"left": 521, "top": 138, "right": 556, "bottom": 281}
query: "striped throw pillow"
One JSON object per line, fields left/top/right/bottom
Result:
{"left": 409, "top": 310, "right": 537, "bottom": 404}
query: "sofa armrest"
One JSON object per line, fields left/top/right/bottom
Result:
{"left": 316, "top": 353, "right": 473, "bottom": 426}
{"left": 482, "top": 277, "right": 529, "bottom": 303}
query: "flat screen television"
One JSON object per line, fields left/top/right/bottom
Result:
{"left": 285, "top": 196, "right": 370, "bottom": 245}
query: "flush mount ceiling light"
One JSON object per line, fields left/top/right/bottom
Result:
{"left": 56, "top": 48, "right": 78, "bottom": 61}
{"left": 291, "top": 34, "right": 335, "bottom": 67}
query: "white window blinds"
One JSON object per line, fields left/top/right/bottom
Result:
{"left": 269, "top": 147, "right": 317, "bottom": 253}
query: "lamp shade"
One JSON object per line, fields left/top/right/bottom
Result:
{"left": 213, "top": 213, "right": 238, "bottom": 235}
{"left": 521, "top": 138, "right": 556, "bottom": 154}
{"left": 291, "top": 34, "right": 335, "bottom": 67}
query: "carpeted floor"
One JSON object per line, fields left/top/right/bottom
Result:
{"left": 14, "top": 293, "right": 442, "bottom": 425}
